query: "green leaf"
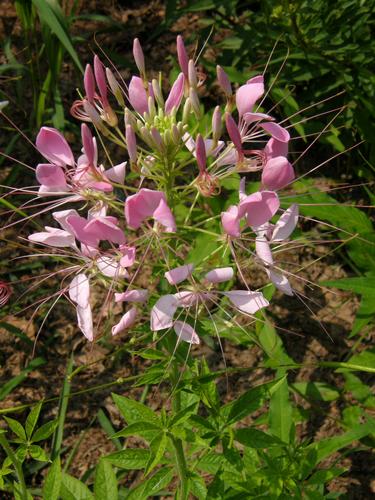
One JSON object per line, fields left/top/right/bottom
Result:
{"left": 43, "top": 457, "right": 62, "bottom": 500}
{"left": 32, "top": 420, "right": 58, "bottom": 442}
{"left": 234, "top": 428, "right": 283, "bottom": 448}
{"left": 111, "top": 421, "right": 161, "bottom": 439}
{"left": 169, "top": 402, "right": 198, "bottom": 428}
{"left": 60, "top": 472, "right": 94, "bottom": 500}
{"left": 104, "top": 449, "right": 150, "bottom": 469}
{"left": 4, "top": 417, "right": 26, "bottom": 441}
{"left": 125, "top": 467, "right": 174, "bottom": 499}
{"left": 29, "top": 444, "right": 49, "bottom": 462}
{"left": 31, "top": 0, "right": 83, "bottom": 72}
{"left": 94, "top": 459, "right": 118, "bottom": 500}
{"left": 145, "top": 432, "right": 168, "bottom": 475}
{"left": 308, "top": 467, "right": 347, "bottom": 485}
{"left": 112, "top": 393, "right": 159, "bottom": 425}
{"left": 269, "top": 376, "right": 292, "bottom": 443}
{"left": 305, "top": 420, "right": 375, "bottom": 470}
{"left": 190, "top": 472, "right": 208, "bottom": 499}
{"left": 322, "top": 276, "right": 375, "bottom": 297}
{"left": 344, "top": 348, "right": 375, "bottom": 373}
{"left": 223, "top": 378, "right": 282, "bottom": 425}
{"left": 291, "top": 382, "right": 340, "bottom": 402}
{"left": 26, "top": 402, "right": 43, "bottom": 439}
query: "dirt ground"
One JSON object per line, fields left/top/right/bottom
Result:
{"left": 0, "top": 0, "right": 374, "bottom": 498}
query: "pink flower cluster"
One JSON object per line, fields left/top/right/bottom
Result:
{"left": 25, "top": 35, "right": 299, "bottom": 345}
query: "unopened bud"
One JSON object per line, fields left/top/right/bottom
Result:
{"left": 182, "top": 98, "right": 191, "bottom": 123}
{"left": 216, "top": 65, "right": 232, "bottom": 96}
{"left": 212, "top": 106, "right": 222, "bottom": 142}
{"left": 195, "top": 134, "right": 206, "bottom": 173}
{"left": 188, "top": 59, "right": 198, "bottom": 89}
{"left": 94, "top": 55, "right": 108, "bottom": 103}
{"left": 133, "top": 38, "right": 145, "bottom": 77}
{"left": 140, "top": 126, "right": 154, "bottom": 148}
{"left": 150, "top": 127, "right": 164, "bottom": 151}
{"left": 189, "top": 88, "right": 201, "bottom": 118}
{"left": 163, "top": 129, "right": 173, "bottom": 146}
{"left": 126, "top": 124, "right": 137, "bottom": 163}
{"left": 152, "top": 78, "right": 164, "bottom": 107}
{"left": 176, "top": 35, "right": 189, "bottom": 77}
{"left": 106, "top": 68, "right": 124, "bottom": 107}
{"left": 83, "top": 99, "right": 101, "bottom": 126}
{"left": 171, "top": 124, "right": 180, "bottom": 144}
{"left": 125, "top": 109, "right": 136, "bottom": 129}
{"left": 84, "top": 64, "right": 95, "bottom": 101}
{"left": 147, "top": 95, "right": 156, "bottom": 119}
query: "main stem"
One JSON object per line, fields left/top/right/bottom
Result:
{"left": 0, "top": 433, "right": 28, "bottom": 500}
{"left": 171, "top": 363, "right": 189, "bottom": 500}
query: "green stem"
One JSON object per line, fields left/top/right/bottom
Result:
{"left": 0, "top": 433, "right": 28, "bottom": 500}
{"left": 171, "top": 435, "right": 189, "bottom": 500}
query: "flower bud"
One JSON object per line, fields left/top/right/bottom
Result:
{"left": 140, "top": 126, "right": 154, "bottom": 148}
{"left": 195, "top": 134, "right": 206, "bottom": 173}
{"left": 84, "top": 64, "right": 95, "bottom": 102}
{"left": 177, "top": 35, "right": 189, "bottom": 77}
{"left": 171, "top": 124, "right": 180, "bottom": 144}
{"left": 133, "top": 38, "right": 145, "bottom": 76}
{"left": 152, "top": 78, "right": 164, "bottom": 107}
{"left": 182, "top": 97, "right": 191, "bottom": 123}
{"left": 189, "top": 88, "right": 201, "bottom": 118}
{"left": 94, "top": 55, "right": 108, "bottom": 104}
{"left": 147, "top": 95, "right": 156, "bottom": 119}
{"left": 105, "top": 67, "right": 124, "bottom": 107}
{"left": 216, "top": 65, "right": 232, "bottom": 96}
{"left": 126, "top": 124, "right": 137, "bottom": 164}
{"left": 151, "top": 127, "right": 164, "bottom": 151}
{"left": 124, "top": 109, "right": 136, "bottom": 129}
{"left": 212, "top": 106, "right": 222, "bottom": 142}
{"left": 225, "top": 112, "right": 242, "bottom": 153}
{"left": 188, "top": 59, "right": 197, "bottom": 89}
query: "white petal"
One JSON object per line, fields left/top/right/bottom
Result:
{"left": 76, "top": 303, "right": 94, "bottom": 341}
{"left": 69, "top": 274, "right": 90, "bottom": 308}
{"left": 112, "top": 307, "right": 137, "bottom": 336}
{"left": 272, "top": 204, "right": 299, "bottom": 242}
{"left": 165, "top": 264, "right": 194, "bottom": 285}
{"left": 267, "top": 269, "right": 294, "bottom": 296}
{"left": 223, "top": 290, "right": 269, "bottom": 314}
{"left": 150, "top": 294, "right": 179, "bottom": 331}
{"left": 204, "top": 267, "right": 234, "bottom": 283}
{"left": 174, "top": 320, "right": 200, "bottom": 344}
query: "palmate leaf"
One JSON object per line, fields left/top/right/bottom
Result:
{"left": 4, "top": 417, "right": 26, "bottom": 441}
{"left": 43, "top": 457, "right": 62, "bottom": 500}
{"left": 125, "top": 467, "right": 174, "bottom": 500}
{"left": 105, "top": 449, "right": 150, "bottom": 470}
{"left": 60, "top": 472, "right": 93, "bottom": 500}
{"left": 26, "top": 402, "right": 43, "bottom": 439}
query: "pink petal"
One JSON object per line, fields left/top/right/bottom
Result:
{"left": 165, "top": 264, "right": 194, "bottom": 285}
{"left": 76, "top": 304, "right": 94, "bottom": 341}
{"left": 115, "top": 289, "right": 148, "bottom": 303}
{"left": 86, "top": 217, "right": 126, "bottom": 245}
{"left": 128, "top": 76, "right": 149, "bottom": 115}
{"left": 106, "top": 161, "right": 127, "bottom": 184}
{"left": 195, "top": 134, "right": 206, "bottom": 173}
{"left": 216, "top": 65, "right": 232, "bottom": 96}
{"left": 28, "top": 227, "right": 75, "bottom": 248}
{"left": 174, "top": 291, "right": 199, "bottom": 308}
{"left": 225, "top": 113, "right": 242, "bottom": 152}
{"left": 236, "top": 81, "right": 264, "bottom": 117}
{"left": 112, "top": 307, "right": 137, "bottom": 336}
{"left": 174, "top": 321, "right": 200, "bottom": 344}
{"left": 272, "top": 204, "right": 299, "bottom": 242}
{"left": 221, "top": 205, "right": 241, "bottom": 237}
{"left": 262, "top": 156, "right": 295, "bottom": 191}
{"left": 255, "top": 237, "right": 273, "bottom": 266}
{"left": 81, "top": 124, "right": 96, "bottom": 166}
{"left": 239, "top": 191, "right": 280, "bottom": 228}
{"left": 36, "top": 164, "right": 67, "bottom": 189}
{"left": 265, "top": 137, "right": 288, "bottom": 158}
{"left": 247, "top": 75, "right": 264, "bottom": 85}
{"left": 223, "top": 290, "right": 269, "bottom": 314}
{"left": 217, "top": 148, "right": 238, "bottom": 167}
{"left": 52, "top": 209, "right": 79, "bottom": 232}
{"left": 266, "top": 269, "right": 293, "bottom": 296}
{"left": 150, "top": 294, "right": 179, "bottom": 331}
{"left": 204, "top": 267, "right": 234, "bottom": 283}
{"left": 125, "top": 188, "right": 176, "bottom": 232}
{"left": 239, "top": 177, "right": 247, "bottom": 201}
{"left": 260, "top": 122, "right": 290, "bottom": 143}
{"left": 177, "top": 35, "right": 189, "bottom": 77}
{"left": 36, "top": 127, "right": 74, "bottom": 167}
{"left": 165, "top": 73, "right": 185, "bottom": 115}
{"left": 96, "top": 256, "right": 128, "bottom": 278}
{"left": 67, "top": 215, "right": 100, "bottom": 247}
{"left": 119, "top": 245, "right": 136, "bottom": 267}
{"left": 69, "top": 274, "right": 90, "bottom": 308}
{"left": 243, "top": 112, "right": 273, "bottom": 124}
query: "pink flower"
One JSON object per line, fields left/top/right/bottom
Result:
{"left": 67, "top": 213, "right": 126, "bottom": 247}
{"left": 261, "top": 156, "right": 295, "bottom": 191}
{"left": 125, "top": 188, "right": 176, "bottom": 232}
{"left": 36, "top": 127, "right": 74, "bottom": 167}
{"left": 236, "top": 75, "right": 264, "bottom": 117}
